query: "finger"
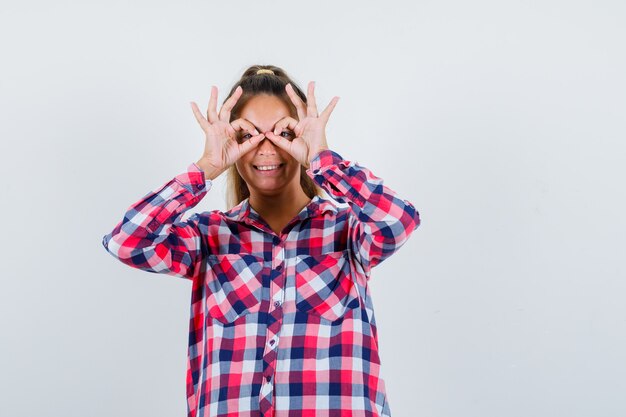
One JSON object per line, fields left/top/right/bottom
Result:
{"left": 237, "top": 133, "right": 264, "bottom": 155}
{"left": 272, "top": 116, "right": 299, "bottom": 135}
{"left": 226, "top": 123, "right": 236, "bottom": 138}
{"left": 320, "top": 96, "right": 340, "bottom": 123}
{"left": 218, "top": 86, "right": 242, "bottom": 122}
{"left": 306, "top": 81, "right": 318, "bottom": 118}
{"left": 207, "top": 86, "right": 219, "bottom": 123}
{"left": 190, "top": 101, "right": 209, "bottom": 129}
{"left": 231, "top": 118, "right": 260, "bottom": 135}
{"left": 285, "top": 83, "right": 306, "bottom": 121}
{"left": 265, "top": 131, "right": 294, "bottom": 154}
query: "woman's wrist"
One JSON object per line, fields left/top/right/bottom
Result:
{"left": 307, "top": 146, "right": 329, "bottom": 166}
{"left": 195, "top": 158, "right": 225, "bottom": 181}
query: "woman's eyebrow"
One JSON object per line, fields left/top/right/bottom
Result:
{"left": 242, "top": 119, "right": 280, "bottom": 132}
{"left": 239, "top": 119, "right": 262, "bottom": 132}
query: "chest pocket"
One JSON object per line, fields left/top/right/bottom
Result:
{"left": 206, "top": 253, "right": 264, "bottom": 324}
{"left": 294, "top": 250, "right": 361, "bottom": 322}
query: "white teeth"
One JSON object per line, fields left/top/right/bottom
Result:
{"left": 256, "top": 164, "right": 280, "bottom": 171}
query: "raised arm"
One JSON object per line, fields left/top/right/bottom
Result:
{"left": 102, "top": 84, "right": 265, "bottom": 279}
{"left": 307, "top": 150, "right": 420, "bottom": 275}
{"left": 101, "top": 164, "right": 209, "bottom": 279}
{"left": 264, "top": 81, "right": 420, "bottom": 275}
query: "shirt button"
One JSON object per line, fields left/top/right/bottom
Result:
{"left": 276, "top": 264, "right": 283, "bottom": 271}
{"left": 197, "top": 183, "right": 204, "bottom": 189}
{"left": 272, "top": 236, "right": 280, "bottom": 245}
{"left": 269, "top": 339, "right": 275, "bottom": 346}
{"left": 273, "top": 300, "right": 281, "bottom": 308}
{"left": 265, "top": 374, "right": 271, "bottom": 382}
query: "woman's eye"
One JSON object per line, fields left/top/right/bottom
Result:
{"left": 240, "top": 133, "right": 252, "bottom": 141}
{"left": 280, "top": 130, "right": 293, "bottom": 139}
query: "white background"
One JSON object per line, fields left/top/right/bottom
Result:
{"left": 1, "top": 1, "right": 625, "bottom": 416}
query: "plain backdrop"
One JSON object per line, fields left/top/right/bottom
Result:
{"left": 1, "top": 1, "right": 625, "bottom": 416}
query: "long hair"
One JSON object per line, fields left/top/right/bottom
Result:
{"left": 223, "top": 64, "right": 321, "bottom": 209}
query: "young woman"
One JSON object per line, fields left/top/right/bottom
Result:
{"left": 102, "top": 65, "right": 421, "bottom": 417}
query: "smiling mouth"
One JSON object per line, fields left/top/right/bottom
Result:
{"left": 253, "top": 163, "right": 284, "bottom": 171}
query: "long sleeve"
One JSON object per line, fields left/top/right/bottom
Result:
{"left": 306, "top": 149, "right": 420, "bottom": 275}
{"left": 101, "top": 162, "right": 210, "bottom": 280}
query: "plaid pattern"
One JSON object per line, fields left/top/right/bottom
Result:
{"left": 102, "top": 150, "right": 420, "bottom": 417}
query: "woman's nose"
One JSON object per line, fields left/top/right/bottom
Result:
{"left": 257, "top": 136, "right": 277, "bottom": 155}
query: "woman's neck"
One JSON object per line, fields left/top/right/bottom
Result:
{"left": 249, "top": 188, "right": 312, "bottom": 235}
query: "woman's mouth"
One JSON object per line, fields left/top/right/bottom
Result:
{"left": 253, "top": 163, "right": 284, "bottom": 172}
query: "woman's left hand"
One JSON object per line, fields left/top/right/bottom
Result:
{"left": 264, "top": 81, "right": 339, "bottom": 168}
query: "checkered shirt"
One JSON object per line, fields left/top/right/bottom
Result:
{"left": 102, "top": 149, "right": 421, "bottom": 417}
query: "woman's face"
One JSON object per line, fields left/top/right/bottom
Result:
{"left": 235, "top": 94, "right": 302, "bottom": 199}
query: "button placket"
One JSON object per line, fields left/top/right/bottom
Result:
{"left": 259, "top": 379, "right": 274, "bottom": 416}
{"left": 270, "top": 246, "right": 285, "bottom": 310}
{"left": 274, "top": 247, "right": 285, "bottom": 269}
{"left": 260, "top": 237, "right": 285, "bottom": 414}
{"left": 267, "top": 335, "right": 278, "bottom": 348}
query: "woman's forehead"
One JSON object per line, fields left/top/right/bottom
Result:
{"left": 239, "top": 94, "right": 295, "bottom": 125}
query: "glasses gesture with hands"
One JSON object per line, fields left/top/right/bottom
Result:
{"left": 264, "top": 81, "right": 340, "bottom": 168}
{"left": 191, "top": 81, "right": 339, "bottom": 181}
{"left": 191, "top": 85, "right": 265, "bottom": 180}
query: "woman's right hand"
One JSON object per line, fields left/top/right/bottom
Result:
{"left": 191, "top": 85, "right": 264, "bottom": 180}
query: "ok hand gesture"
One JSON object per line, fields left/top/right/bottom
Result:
{"left": 191, "top": 86, "right": 265, "bottom": 180}
{"left": 264, "top": 81, "right": 339, "bottom": 168}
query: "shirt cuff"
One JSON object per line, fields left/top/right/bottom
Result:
{"left": 308, "top": 149, "right": 346, "bottom": 174}
{"left": 188, "top": 162, "right": 212, "bottom": 193}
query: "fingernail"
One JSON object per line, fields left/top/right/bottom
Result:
{"left": 253, "top": 129, "right": 259, "bottom": 135}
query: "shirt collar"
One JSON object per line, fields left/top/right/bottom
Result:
{"left": 224, "top": 194, "right": 338, "bottom": 224}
